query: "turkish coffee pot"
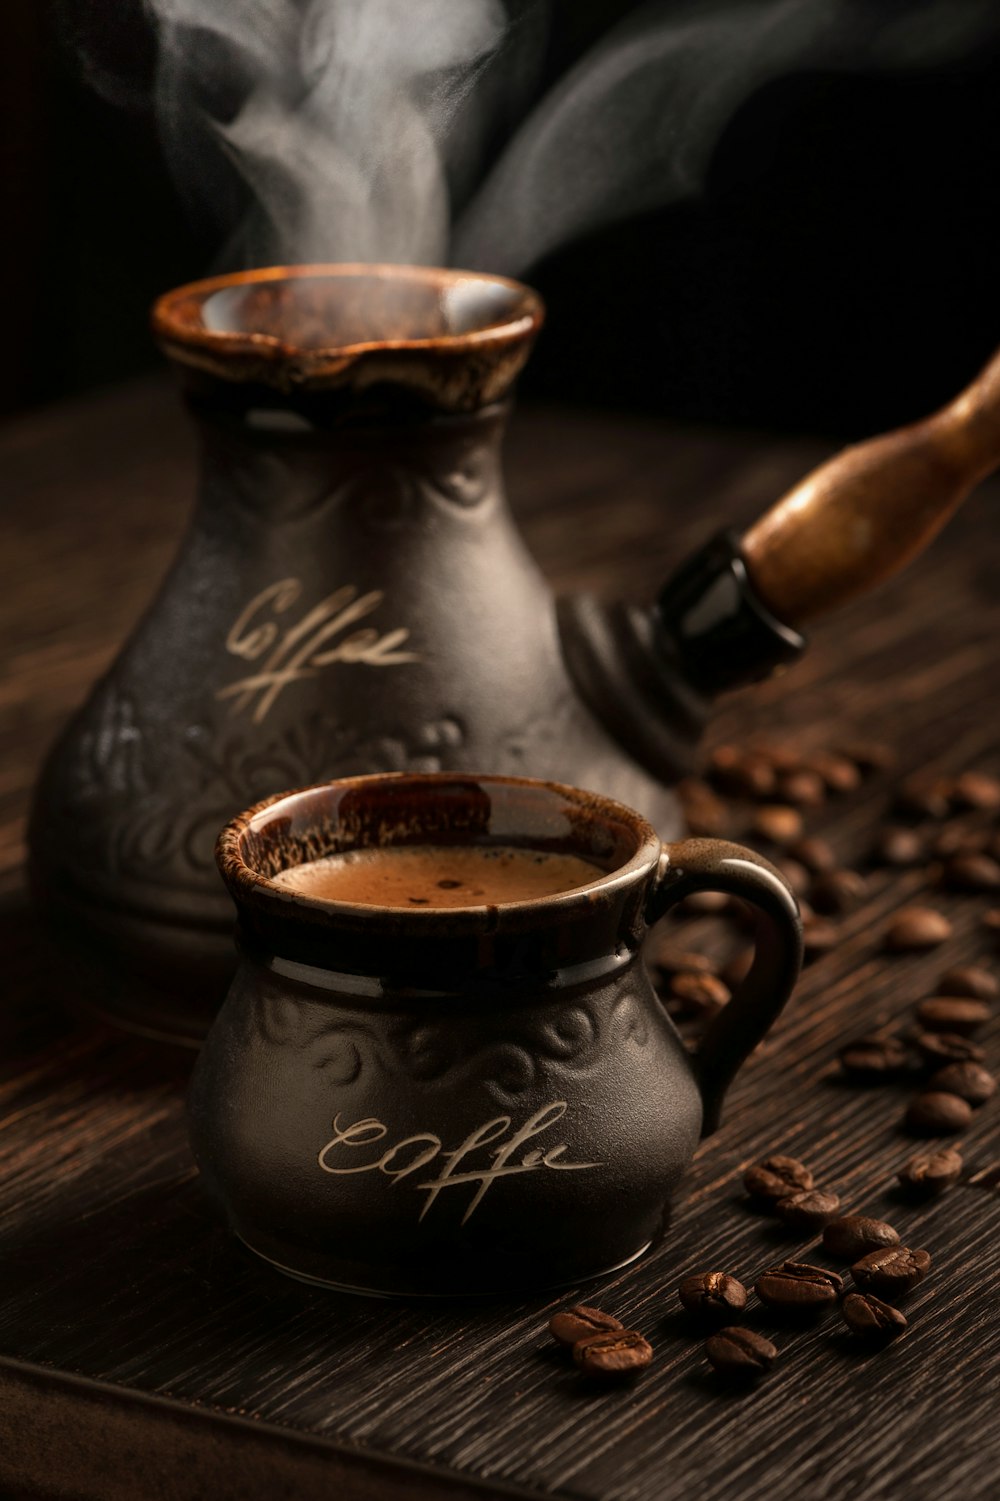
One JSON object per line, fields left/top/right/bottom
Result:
{"left": 29, "top": 264, "right": 1000, "bottom": 1044}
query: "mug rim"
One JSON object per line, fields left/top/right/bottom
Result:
{"left": 216, "top": 770, "right": 663, "bottom": 934}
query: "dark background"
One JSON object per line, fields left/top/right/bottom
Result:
{"left": 4, "top": 0, "right": 1000, "bottom": 435}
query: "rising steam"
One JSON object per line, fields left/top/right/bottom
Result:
{"left": 142, "top": 0, "right": 1000, "bottom": 275}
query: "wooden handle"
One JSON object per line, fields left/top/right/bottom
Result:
{"left": 742, "top": 345, "right": 1000, "bottom": 625}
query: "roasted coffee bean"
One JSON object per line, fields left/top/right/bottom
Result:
{"left": 678, "top": 1271, "right": 748, "bottom": 1319}
{"left": 842, "top": 741, "right": 897, "bottom": 775}
{"left": 803, "top": 918, "right": 839, "bottom": 959}
{"left": 937, "top": 965, "right": 998, "bottom": 1000}
{"left": 708, "top": 747, "right": 776, "bottom": 800}
{"left": 852, "top": 1246, "right": 930, "bottom": 1295}
{"left": 897, "top": 1148, "right": 963, "bottom": 1197}
{"left": 822, "top": 1215, "right": 900, "bottom": 1260}
{"left": 841, "top": 1292, "right": 907, "bottom": 1339}
{"left": 777, "top": 769, "right": 826, "bottom": 808}
{"left": 752, "top": 804, "right": 804, "bottom": 846}
{"left": 904, "top": 1091, "right": 973, "bottom": 1136}
{"left": 912, "top": 1030, "right": 986, "bottom": 1067}
{"left": 927, "top": 1062, "right": 996, "bottom": 1105}
{"left": 573, "top": 1329, "right": 652, "bottom": 1378}
{"left": 775, "top": 1190, "right": 841, "bottom": 1231}
{"left": 811, "top": 868, "right": 867, "bottom": 916}
{"left": 669, "top": 971, "right": 731, "bottom": 1014}
{"left": 758, "top": 744, "right": 804, "bottom": 774}
{"left": 705, "top": 1326, "right": 777, "bottom": 1378}
{"left": 914, "top": 997, "right": 990, "bottom": 1035}
{"left": 838, "top": 1034, "right": 909, "bottom": 1082}
{"left": 884, "top": 907, "right": 953, "bottom": 952}
{"left": 895, "top": 777, "right": 952, "bottom": 821}
{"left": 872, "top": 826, "right": 925, "bottom": 867}
{"left": 678, "top": 778, "right": 732, "bottom": 837}
{"left": 983, "top": 908, "right": 1000, "bottom": 934}
{"left": 789, "top": 836, "right": 837, "bottom": 874}
{"left": 652, "top": 945, "right": 717, "bottom": 978}
{"left": 779, "top": 859, "right": 812, "bottom": 897}
{"left": 943, "top": 853, "right": 1000, "bottom": 893}
{"left": 755, "top": 1261, "right": 843, "bottom": 1311}
{"left": 950, "top": 771, "right": 1000, "bottom": 812}
{"left": 743, "top": 1154, "right": 814, "bottom": 1202}
{"left": 681, "top": 890, "right": 731, "bottom": 915}
{"left": 549, "top": 1304, "right": 624, "bottom": 1348}
{"left": 807, "top": 753, "right": 862, "bottom": 796}
{"left": 722, "top": 947, "right": 754, "bottom": 988}
{"left": 930, "top": 826, "right": 987, "bottom": 860}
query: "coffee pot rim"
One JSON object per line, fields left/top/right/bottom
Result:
{"left": 151, "top": 263, "right": 544, "bottom": 410}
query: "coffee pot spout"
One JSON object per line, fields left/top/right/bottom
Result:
{"left": 558, "top": 342, "right": 1000, "bottom": 782}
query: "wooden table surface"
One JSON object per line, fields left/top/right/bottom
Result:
{"left": 1, "top": 381, "right": 998, "bottom": 1501}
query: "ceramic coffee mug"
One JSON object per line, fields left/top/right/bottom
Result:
{"left": 189, "top": 772, "right": 802, "bottom": 1296}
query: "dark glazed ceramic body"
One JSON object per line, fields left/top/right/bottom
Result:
{"left": 28, "top": 265, "right": 688, "bottom": 1045}
{"left": 189, "top": 773, "right": 802, "bottom": 1296}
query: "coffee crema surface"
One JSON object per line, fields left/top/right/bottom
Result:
{"left": 272, "top": 844, "right": 605, "bottom": 908}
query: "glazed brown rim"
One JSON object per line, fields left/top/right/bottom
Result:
{"left": 216, "top": 771, "right": 662, "bottom": 928}
{"left": 151, "top": 263, "right": 544, "bottom": 375}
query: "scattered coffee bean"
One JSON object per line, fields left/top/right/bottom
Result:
{"left": 838, "top": 1034, "right": 910, "bottom": 1082}
{"left": 807, "top": 753, "right": 862, "bottom": 796}
{"left": 950, "top": 771, "right": 1000, "bottom": 812}
{"left": 872, "top": 827, "right": 925, "bottom": 868}
{"left": 914, "top": 997, "right": 990, "bottom": 1035}
{"left": 842, "top": 741, "right": 897, "bottom": 775}
{"left": 930, "top": 826, "right": 986, "bottom": 860}
{"left": 803, "top": 918, "right": 839, "bottom": 959}
{"left": 775, "top": 1189, "right": 841, "bottom": 1231}
{"left": 779, "top": 859, "right": 812, "bottom": 898}
{"left": 789, "top": 836, "right": 837, "bottom": 874}
{"left": 705, "top": 1326, "right": 777, "bottom": 1378}
{"left": 549, "top": 1305, "right": 624, "bottom": 1348}
{"left": 758, "top": 744, "right": 804, "bottom": 774}
{"left": 912, "top": 1030, "right": 986, "bottom": 1067}
{"left": 897, "top": 1147, "right": 963, "bottom": 1197}
{"left": 652, "top": 947, "right": 716, "bottom": 981}
{"left": 708, "top": 747, "right": 776, "bottom": 800}
{"left": 678, "top": 778, "right": 732, "bottom": 837}
{"left": 852, "top": 1246, "right": 930, "bottom": 1296}
{"left": 884, "top": 907, "right": 953, "bottom": 952}
{"left": 680, "top": 890, "right": 731, "bottom": 915}
{"left": 678, "top": 1271, "right": 748, "bottom": 1319}
{"left": 895, "top": 777, "right": 952, "bottom": 821}
{"left": 983, "top": 908, "right": 1000, "bottom": 934}
{"left": 777, "top": 769, "right": 826, "bottom": 808}
{"left": 937, "top": 965, "right": 998, "bottom": 1000}
{"left": 752, "top": 805, "right": 804, "bottom": 846}
{"left": 722, "top": 947, "right": 754, "bottom": 988}
{"left": 670, "top": 971, "right": 731, "bottom": 1013}
{"left": 755, "top": 1260, "right": 843, "bottom": 1311}
{"left": 841, "top": 1292, "right": 907, "bottom": 1339}
{"left": 904, "top": 1091, "right": 973, "bottom": 1136}
{"left": 822, "top": 1215, "right": 900, "bottom": 1261}
{"left": 927, "top": 1061, "right": 997, "bottom": 1105}
{"left": 943, "top": 853, "right": 1000, "bottom": 893}
{"left": 573, "top": 1329, "right": 652, "bottom": 1378}
{"left": 811, "top": 868, "right": 867, "bottom": 916}
{"left": 743, "top": 1154, "right": 814, "bottom": 1203}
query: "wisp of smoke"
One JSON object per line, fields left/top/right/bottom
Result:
{"left": 142, "top": 0, "right": 1000, "bottom": 275}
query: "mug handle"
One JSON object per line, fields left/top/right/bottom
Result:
{"left": 645, "top": 838, "right": 803, "bottom": 1135}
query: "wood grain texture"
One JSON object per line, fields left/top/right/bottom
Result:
{"left": 1, "top": 382, "right": 999, "bottom": 1501}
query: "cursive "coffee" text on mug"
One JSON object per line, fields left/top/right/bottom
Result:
{"left": 317, "top": 1101, "right": 601, "bottom": 1225}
